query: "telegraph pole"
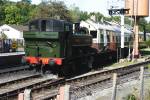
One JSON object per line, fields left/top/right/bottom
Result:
{"left": 120, "top": 15, "right": 125, "bottom": 59}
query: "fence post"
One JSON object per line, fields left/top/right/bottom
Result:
{"left": 24, "top": 89, "right": 31, "bottom": 100}
{"left": 57, "top": 85, "right": 70, "bottom": 100}
{"left": 111, "top": 73, "right": 117, "bottom": 100}
{"left": 18, "top": 93, "right": 24, "bottom": 100}
{"left": 140, "top": 66, "right": 144, "bottom": 100}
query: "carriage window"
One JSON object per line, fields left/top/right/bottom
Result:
{"left": 90, "top": 31, "right": 97, "bottom": 38}
{"left": 113, "top": 36, "right": 115, "bottom": 42}
{"left": 118, "top": 37, "right": 121, "bottom": 42}
{"left": 29, "top": 20, "right": 39, "bottom": 31}
{"left": 107, "top": 35, "right": 110, "bottom": 42}
{"left": 116, "top": 36, "right": 120, "bottom": 43}
{"left": 125, "top": 37, "right": 128, "bottom": 42}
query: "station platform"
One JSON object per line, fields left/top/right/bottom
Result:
{"left": 0, "top": 52, "right": 25, "bottom": 68}
{"left": 0, "top": 52, "right": 25, "bottom": 57}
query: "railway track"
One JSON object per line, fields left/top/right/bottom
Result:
{"left": 0, "top": 74, "right": 60, "bottom": 99}
{"left": 0, "top": 65, "right": 36, "bottom": 86}
{"left": 0, "top": 65, "right": 29, "bottom": 75}
{"left": 32, "top": 60, "right": 150, "bottom": 100}
{"left": 1, "top": 60, "right": 150, "bottom": 100}
{"left": 0, "top": 64, "right": 59, "bottom": 99}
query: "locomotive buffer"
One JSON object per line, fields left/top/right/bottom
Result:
{"left": 108, "top": 8, "right": 129, "bottom": 59}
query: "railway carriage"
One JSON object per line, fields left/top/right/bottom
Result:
{"left": 80, "top": 20, "right": 133, "bottom": 63}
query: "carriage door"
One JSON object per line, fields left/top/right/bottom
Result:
{"left": 103, "top": 29, "right": 107, "bottom": 47}
{"left": 90, "top": 30, "right": 98, "bottom": 49}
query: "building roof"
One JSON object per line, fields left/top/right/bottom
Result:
{"left": 0, "top": 24, "right": 26, "bottom": 39}
{"left": 8, "top": 25, "right": 28, "bottom": 32}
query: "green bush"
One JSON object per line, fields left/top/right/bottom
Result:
{"left": 145, "top": 39, "right": 150, "bottom": 48}
{"left": 126, "top": 94, "right": 136, "bottom": 100}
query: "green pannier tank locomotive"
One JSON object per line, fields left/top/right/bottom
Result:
{"left": 23, "top": 19, "right": 96, "bottom": 75}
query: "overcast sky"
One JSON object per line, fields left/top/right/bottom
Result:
{"left": 10, "top": 0, "right": 150, "bottom": 21}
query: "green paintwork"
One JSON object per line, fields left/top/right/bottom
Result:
{"left": 24, "top": 31, "right": 59, "bottom": 39}
{"left": 24, "top": 31, "right": 61, "bottom": 57}
{"left": 25, "top": 41, "right": 60, "bottom": 57}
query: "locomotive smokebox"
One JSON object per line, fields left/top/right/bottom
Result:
{"left": 125, "top": 0, "right": 149, "bottom": 17}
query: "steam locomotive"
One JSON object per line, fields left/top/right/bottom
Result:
{"left": 23, "top": 19, "right": 96, "bottom": 75}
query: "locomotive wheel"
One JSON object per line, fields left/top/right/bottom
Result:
{"left": 60, "top": 63, "right": 77, "bottom": 77}
{"left": 71, "top": 64, "right": 77, "bottom": 74}
{"left": 34, "top": 65, "right": 40, "bottom": 72}
{"left": 29, "top": 65, "right": 33, "bottom": 70}
{"left": 87, "top": 56, "right": 93, "bottom": 70}
{"left": 60, "top": 66, "right": 69, "bottom": 77}
{"left": 29, "top": 64, "right": 36, "bottom": 70}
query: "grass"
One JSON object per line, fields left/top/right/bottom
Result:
{"left": 140, "top": 48, "right": 150, "bottom": 56}
{"left": 109, "top": 48, "right": 150, "bottom": 68}
{"left": 110, "top": 61, "right": 135, "bottom": 68}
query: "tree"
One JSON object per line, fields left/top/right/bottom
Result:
{"left": 112, "top": 16, "right": 120, "bottom": 22}
{"left": 30, "top": 1, "right": 72, "bottom": 21}
{"left": 89, "top": 12, "right": 104, "bottom": 22}
{"left": 145, "top": 39, "right": 150, "bottom": 48}
{"left": 69, "top": 5, "right": 80, "bottom": 22}
{"left": 146, "top": 22, "right": 150, "bottom": 33}
{"left": 48, "top": 1, "right": 72, "bottom": 21}
{"left": 80, "top": 11, "right": 89, "bottom": 21}
{"left": 4, "top": 1, "right": 32, "bottom": 25}
{"left": 139, "top": 18, "right": 147, "bottom": 32}
{"left": 4, "top": 5, "right": 20, "bottom": 24}
{"left": 0, "top": 0, "right": 8, "bottom": 24}
{"left": 16, "top": 1, "right": 31, "bottom": 24}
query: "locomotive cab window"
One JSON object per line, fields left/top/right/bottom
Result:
{"left": 90, "top": 31, "right": 97, "bottom": 38}
{"left": 41, "top": 20, "right": 51, "bottom": 32}
{"left": 41, "top": 20, "right": 46, "bottom": 31}
{"left": 29, "top": 20, "right": 39, "bottom": 31}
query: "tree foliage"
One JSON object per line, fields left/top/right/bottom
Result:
{"left": 69, "top": 5, "right": 80, "bottom": 22}
{"left": 0, "top": 0, "right": 8, "bottom": 24}
{"left": 145, "top": 39, "right": 150, "bottom": 48}
{"left": 4, "top": 5, "right": 20, "bottom": 24}
{"left": 89, "top": 12, "right": 104, "bottom": 22}
{"left": 126, "top": 94, "right": 136, "bottom": 100}
{"left": 29, "top": 1, "right": 72, "bottom": 21}
{"left": 79, "top": 11, "right": 89, "bottom": 21}
{"left": 0, "top": 0, "right": 150, "bottom": 31}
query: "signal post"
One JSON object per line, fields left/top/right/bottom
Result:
{"left": 108, "top": 8, "right": 129, "bottom": 59}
